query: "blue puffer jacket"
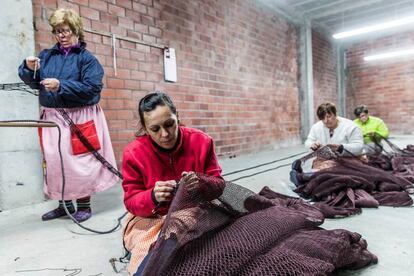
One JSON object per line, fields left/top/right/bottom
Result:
{"left": 18, "top": 42, "right": 104, "bottom": 108}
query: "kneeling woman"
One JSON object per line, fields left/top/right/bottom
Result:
{"left": 121, "top": 92, "right": 223, "bottom": 274}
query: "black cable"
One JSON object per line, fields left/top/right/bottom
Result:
{"left": 222, "top": 151, "right": 307, "bottom": 177}
{"left": 110, "top": 215, "right": 140, "bottom": 273}
{"left": 229, "top": 163, "right": 292, "bottom": 182}
{"left": 2, "top": 82, "right": 129, "bottom": 234}
{"left": 229, "top": 144, "right": 379, "bottom": 183}
{"left": 3, "top": 83, "right": 133, "bottom": 269}
{"left": 55, "top": 121, "right": 127, "bottom": 234}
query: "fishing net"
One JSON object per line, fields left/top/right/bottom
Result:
{"left": 365, "top": 137, "right": 414, "bottom": 193}
{"left": 293, "top": 146, "right": 413, "bottom": 218}
{"left": 138, "top": 172, "right": 377, "bottom": 275}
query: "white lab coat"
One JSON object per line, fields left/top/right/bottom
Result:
{"left": 305, "top": 116, "right": 363, "bottom": 156}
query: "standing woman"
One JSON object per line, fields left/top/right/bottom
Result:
{"left": 18, "top": 8, "right": 118, "bottom": 222}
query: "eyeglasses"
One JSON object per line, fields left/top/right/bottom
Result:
{"left": 53, "top": 28, "right": 72, "bottom": 36}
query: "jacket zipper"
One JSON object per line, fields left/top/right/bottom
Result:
{"left": 56, "top": 54, "right": 68, "bottom": 78}
{"left": 52, "top": 54, "right": 68, "bottom": 107}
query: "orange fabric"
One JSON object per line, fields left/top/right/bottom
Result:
{"left": 123, "top": 213, "right": 165, "bottom": 275}
{"left": 312, "top": 158, "right": 338, "bottom": 171}
{"left": 312, "top": 156, "right": 367, "bottom": 171}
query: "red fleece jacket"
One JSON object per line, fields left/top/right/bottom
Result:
{"left": 122, "top": 127, "right": 222, "bottom": 217}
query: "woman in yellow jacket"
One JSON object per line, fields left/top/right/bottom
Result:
{"left": 354, "top": 105, "right": 389, "bottom": 154}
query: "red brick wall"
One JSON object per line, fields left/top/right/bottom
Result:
{"left": 312, "top": 30, "right": 338, "bottom": 111}
{"left": 345, "top": 31, "right": 414, "bottom": 134}
{"left": 32, "top": 0, "right": 301, "bottom": 163}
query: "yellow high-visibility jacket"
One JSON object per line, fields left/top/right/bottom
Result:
{"left": 354, "top": 116, "right": 389, "bottom": 144}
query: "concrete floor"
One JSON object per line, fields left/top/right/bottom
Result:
{"left": 1, "top": 136, "right": 413, "bottom": 276}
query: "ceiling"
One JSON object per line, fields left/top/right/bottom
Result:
{"left": 270, "top": 0, "right": 414, "bottom": 42}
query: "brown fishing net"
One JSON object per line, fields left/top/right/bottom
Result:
{"left": 364, "top": 138, "right": 414, "bottom": 197}
{"left": 139, "top": 173, "right": 377, "bottom": 275}
{"left": 367, "top": 136, "right": 414, "bottom": 189}
{"left": 294, "top": 145, "right": 414, "bottom": 218}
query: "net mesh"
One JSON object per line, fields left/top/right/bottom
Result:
{"left": 295, "top": 147, "right": 414, "bottom": 218}
{"left": 366, "top": 138, "right": 414, "bottom": 194}
{"left": 140, "top": 173, "right": 377, "bottom": 275}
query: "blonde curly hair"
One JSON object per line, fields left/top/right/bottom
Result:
{"left": 49, "top": 8, "right": 84, "bottom": 41}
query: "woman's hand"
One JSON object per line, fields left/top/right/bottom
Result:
{"left": 25, "top": 56, "right": 40, "bottom": 71}
{"left": 310, "top": 142, "right": 321, "bottom": 151}
{"left": 328, "top": 144, "right": 344, "bottom": 153}
{"left": 368, "top": 132, "right": 377, "bottom": 138}
{"left": 181, "top": 171, "right": 194, "bottom": 177}
{"left": 153, "top": 180, "right": 177, "bottom": 203}
{"left": 40, "top": 78, "right": 60, "bottom": 92}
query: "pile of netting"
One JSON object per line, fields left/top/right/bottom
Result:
{"left": 137, "top": 173, "right": 377, "bottom": 275}
{"left": 366, "top": 137, "right": 414, "bottom": 185}
{"left": 294, "top": 146, "right": 413, "bottom": 218}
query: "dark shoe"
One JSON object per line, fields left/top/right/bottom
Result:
{"left": 290, "top": 170, "right": 302, "bottom": 187}
{"left": 291, "top": 159, "right": 303, "bottom": 173}
{"left": 73, "top": 208, "right": 92, "bottom": 222}
{"left": 42, "top": 207, "right": 75, "bottom": 221}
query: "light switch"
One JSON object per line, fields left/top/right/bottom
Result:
{"left": 164, "top": 47, "right": 177, "bottom": 82}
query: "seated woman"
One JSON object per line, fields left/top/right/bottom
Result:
{"left": 291, "top": 102, "right": 364, "bottom": 186}
{"left": 353, "top": 104, "right": 389, "bottom": 154}
{"left": 121, "top": 92, "right": 223, "bottom": 275}
{"left": 305, "top": 102, "right": 363, "bottom": 156}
